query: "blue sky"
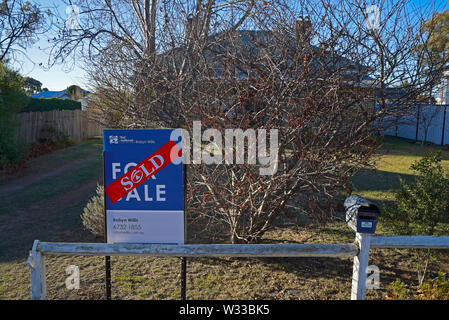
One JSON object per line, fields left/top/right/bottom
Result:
{"left": 15, "top": 44, "right": 89, "bottom": 92}
{"left": 9, "top": 0, "right": 449, "bottom": 92}
{"left": 11, "top": 0, "right": 88, "bottom": 91}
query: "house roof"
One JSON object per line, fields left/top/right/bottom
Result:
{"left": 31, "top": 87, "right": 89, "bottom": 100}
{"left": 376, "top": 87, "right": 408, "bottom": 99}
{"left": 32, "top": 90, "right": 69, "bottom": 99}
{"left": 162, "top": 29, "right": 376, "bottom": 87}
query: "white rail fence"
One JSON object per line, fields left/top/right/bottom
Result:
{"left": 27, "top": 235, "right": 449, "bottom": 300}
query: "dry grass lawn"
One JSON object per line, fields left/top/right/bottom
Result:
{"left": 0, "top": 136, "right": 448, "bottom": 300}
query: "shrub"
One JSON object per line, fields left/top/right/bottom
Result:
{"left": 0, "top": 134, "right": 27, "bottom": 169}
{"left": 81, "top": 184, "right": 105, "bottom": 238}
{"left": 387, "top": 279, "right": 409, "bottom": 300}
{"left": 383, "top": 152, "right": 449, "bottom": 285}
{"left": 419, "top": 271, "right": 449, "bottom": 300}
{"left": 0, "top": 110, "right": 28, "bottom": 168}
{"left": 22, "top": 98, "right": 81, "bottom": 112}
{"left": 40, "top": 126, "right": 74, "bottom": 148}
{"left": 387, "top": 272, "right": 449, "bottom": 300}
{"left": 0, "top": 62, "right": 29, "bottom": 169}
{"left": 385, "top": 152, "right": 449, "bottom": 235}
{"left": 21, "top": 127, "right": 75, "bottom": 162}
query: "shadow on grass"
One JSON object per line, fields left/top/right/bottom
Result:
{"left": 377, "top": 136, "right": 449, "bottom": 159}
{"left": 0, "top": 190, "right": 101, "bottom": 263}
{"left": 351, "top": 168, "right": 416, "bottom": 193}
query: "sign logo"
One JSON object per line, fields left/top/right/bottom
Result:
{"left": 109, "top": 135, "right": 119, "bottom": 144}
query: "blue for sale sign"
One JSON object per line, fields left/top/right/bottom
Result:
{"left": 103, "top": 129, "right": 184, "bottom": 244}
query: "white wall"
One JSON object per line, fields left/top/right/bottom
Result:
{"left": 379, "top": 104, "right": 449, "bottom": 145}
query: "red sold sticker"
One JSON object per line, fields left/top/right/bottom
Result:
{"left": 105, "top": 140, "right": 181, "bottom": 203}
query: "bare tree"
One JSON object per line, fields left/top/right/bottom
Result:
{"left": 49, "top": 0, "right": 449, "bottom": 243}
{"left": 0, "top": 0, "right": 48, "bottom": 62}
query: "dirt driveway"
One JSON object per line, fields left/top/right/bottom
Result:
{"left": 0, "top": 141, "right": 103, "bottom": 262}
{"left": 0, "top": 157, "right": 96, "bottom": 195}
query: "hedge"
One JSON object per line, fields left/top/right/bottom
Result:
{"left": 21, "top": 98, "right": 81, "bottom": 112}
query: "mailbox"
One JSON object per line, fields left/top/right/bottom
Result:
{"left": 344, "top": 195, "right": 380, "bottom": 234}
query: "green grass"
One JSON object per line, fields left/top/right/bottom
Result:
{"left": 351, "top": 136, "right": 449, "bottom": 209}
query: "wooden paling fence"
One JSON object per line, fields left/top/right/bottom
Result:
{"left": 15, "top": 109, "right": 102, "bottom": 144}
{"left": 27, "top": 234, "right": 449, "bottom": 300}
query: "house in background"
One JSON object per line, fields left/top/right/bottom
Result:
{"left": 32, "top": 85, "right": 90, "bottom": 110}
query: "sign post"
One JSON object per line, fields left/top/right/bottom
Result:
{"left": 102, "top": 129, "right": 184, "bottom": 298}
{"left": 103, "top": 153, "right": 111, "bottom": 300}
{"left": 181, "top": 163, "right": 187, "bottom": 300}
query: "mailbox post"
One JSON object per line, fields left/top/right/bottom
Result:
{"left": 351, "top": 232, "right": 371, "bottom": 300}
{"left": 344, "top": 195, "right": 381, "bottom": 300}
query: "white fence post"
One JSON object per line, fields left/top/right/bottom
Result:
{"left": 27, "top": 240, "right": 46, "bottom": 300}
{"left": 351, "top": 233, "right": 371, "bottom": 300}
